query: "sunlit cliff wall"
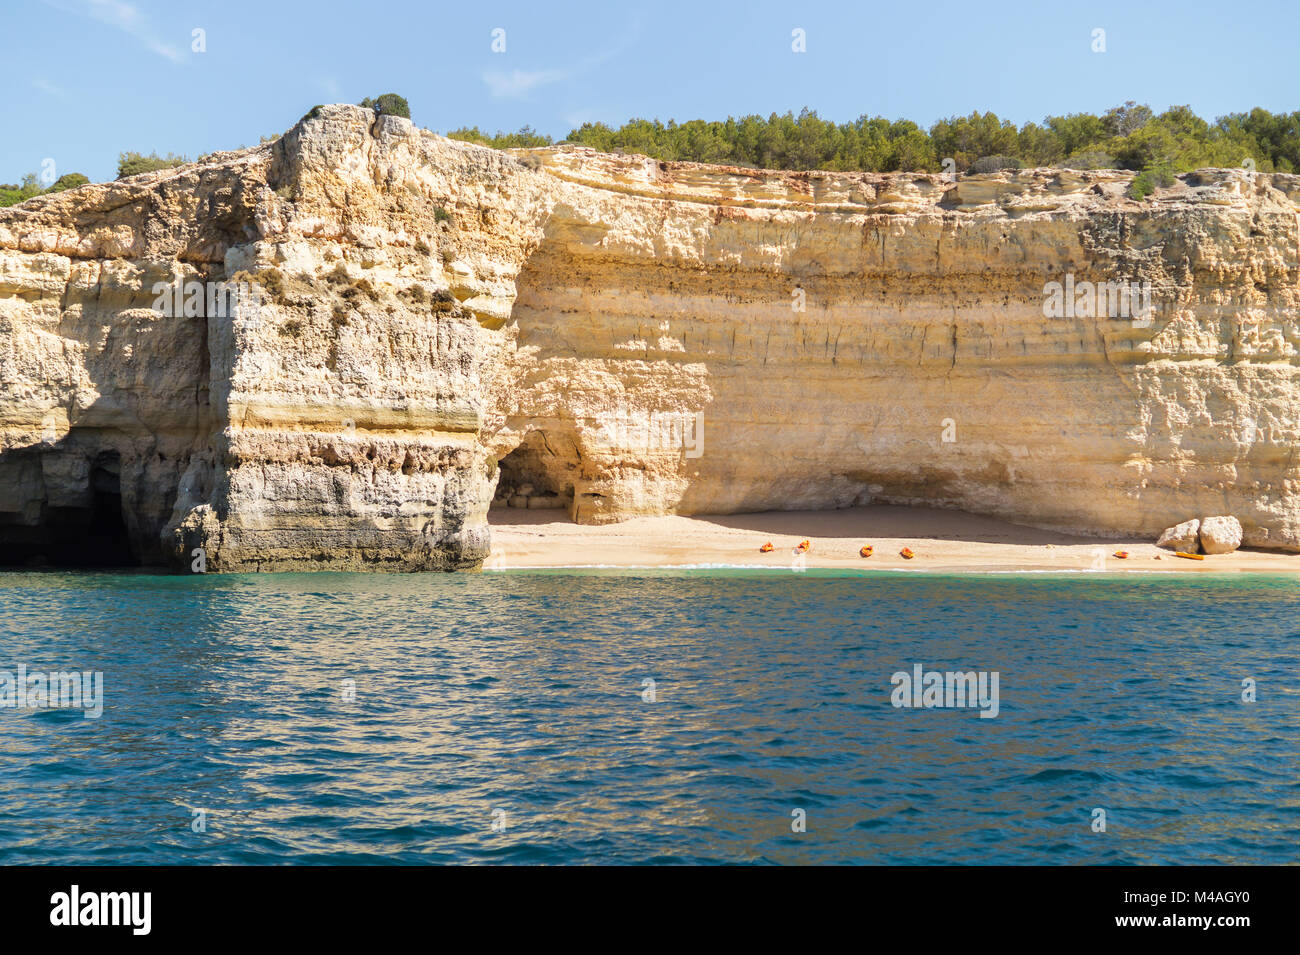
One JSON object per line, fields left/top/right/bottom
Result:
{"left": 2, "top": 105, "right": 1298, "bottom": 569}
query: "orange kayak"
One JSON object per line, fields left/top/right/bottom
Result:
{"left": 1112, "top": 551, "right": 1129, "bottom": 559}
{"left": 795, "top": 539, "right": 811, "bottom": 553}
{"left": 900, "top": 547, "right": 915, "bottom": 559}
{"left": 859, "top": 545, "right": 874, "bottom": 558}
{"left": 1175, "top": 551, "right": 1205, "bottom": 561}
{"left": 759, "top": 542, "right": 774, "bottom": 553}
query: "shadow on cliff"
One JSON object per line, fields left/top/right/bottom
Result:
{"left": 0, "top": 436, "right": 141, "bottom": 568}
{"left": 692, "top": 505, "right": 1108, "bottom": 545}
{"left": 488, "top": 502, "right": 1117, "bottom": 547}
{"left": 0, "top": 306, "right": 211, "bottom": 570}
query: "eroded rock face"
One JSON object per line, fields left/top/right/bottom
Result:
{"left": 1, "top": 107, "right": 510, "bottom": 570}
{"left": 2, "top": 104, "right": 1300, "bottom": 570}
{"left": 1200, "top": 515, "right": 1244, "bottom": 554}
{"left": 1158, "top": 519, "right": 1202, "bottom": 552}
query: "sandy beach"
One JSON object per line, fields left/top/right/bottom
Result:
{"left": 487, "top": 504, "right": 1300, "bottom": 573}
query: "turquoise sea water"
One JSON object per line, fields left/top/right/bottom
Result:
{"left": 1, "top": 568, "right": 1297, "bottom": 865}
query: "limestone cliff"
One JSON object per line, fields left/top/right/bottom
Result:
{"left": 2, "top": 104, "right": 1298, "bottom": 570}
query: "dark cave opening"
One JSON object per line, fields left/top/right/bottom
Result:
{"left": 492, "top": 431, "right": 578, "bottom": 517}
{"left": 0, "top": 452, "right": 139, "bottom": 568}
{"left": 86, "top": 454, "right": 137, "bottom": 566}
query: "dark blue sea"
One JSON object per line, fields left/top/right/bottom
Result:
{"left": 2, "top": 569, "right": 1297, "bottom": 864}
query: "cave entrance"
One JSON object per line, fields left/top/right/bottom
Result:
{"left": 0, "top": 451, "right": 138, "bottom": 568}
{"left": 84, "top": 453, "right": 136, "bottom": 566}
{"left": 493, "top": 431, "right": 578, "bottom": 518}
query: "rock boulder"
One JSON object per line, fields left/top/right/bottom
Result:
{"left": 1157, "top": 519, "right": 1201, "bottom": 552}
{"left": 1199, "top": 516, "right": 1243, "bottom": 554}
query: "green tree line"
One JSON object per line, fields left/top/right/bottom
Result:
{"left": 1, "top": 151, "right": 190, "bottom": 206}
{"left": 0, "top": 171, "right": 90, "bottom": 207}
{"left": 448, "top": 102, "right": 1300, "bottom": 177}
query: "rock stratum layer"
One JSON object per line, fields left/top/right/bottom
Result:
{"left": 2, "top": 104, "right": 1300, "bottom": 570}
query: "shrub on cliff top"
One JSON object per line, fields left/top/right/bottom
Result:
{"left": 359, "top": 94, "right": 410, "bottom": 119}
{"left": 1127, "top": 165, "right": 1177, "bottom": 200}
{"left": 117, "top": 151, "right": 187, "bottom": 179}
{"left": 48, "top": 172, "right": 90, "bottom": 192}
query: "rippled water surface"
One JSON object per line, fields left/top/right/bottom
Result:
{"left": 2, "top": 569, "right": 1298, "bottom": 864}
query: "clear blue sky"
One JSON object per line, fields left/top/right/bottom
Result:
{"left": 4, "top": 0, "right": 1298, "bottom": 183}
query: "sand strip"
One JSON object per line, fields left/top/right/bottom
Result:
{"left": 487, "top": 505, "right": 1299, "bottom": 573}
